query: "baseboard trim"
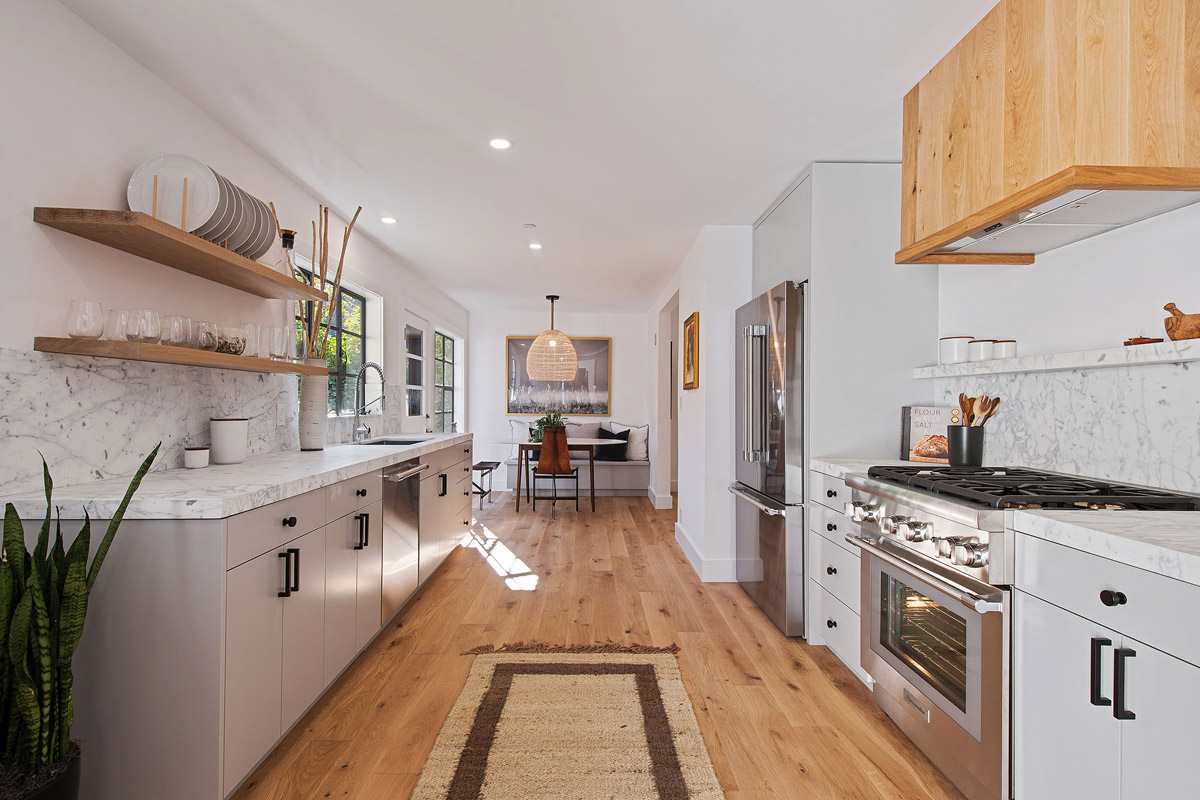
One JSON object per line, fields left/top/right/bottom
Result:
{"left": 648, "top": 487, "right": 674, "bottom": 510}
{"left": 673, "top": 522, "right": 737, "bottom": 582}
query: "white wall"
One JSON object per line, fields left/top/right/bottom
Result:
{"left": 652, "top": 226, "right": 753, "bottom": 581}
{"left": 939, "top": 202, "right": 1200, "bottom": 353}
{"left": 468, "top": 309, "right": 650, "bottom": 488}
{"left": 0, "top": 0, "right": 468, "bottom": 492}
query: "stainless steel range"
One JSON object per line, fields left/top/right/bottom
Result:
{"left": 841, "top": 465, "right": 1200, "bottom": 800}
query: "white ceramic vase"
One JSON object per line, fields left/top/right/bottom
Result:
{"left": 299, "top": 358, "right": 327, "bottom": 451}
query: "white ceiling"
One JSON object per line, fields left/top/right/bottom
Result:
{"left": 61, "top": 0, "right": 993, "bottom": 313}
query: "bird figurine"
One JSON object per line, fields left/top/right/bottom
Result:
{"left": 1163, "top": 303, "right": 1200, "bottom": 341}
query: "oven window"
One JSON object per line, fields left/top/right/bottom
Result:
{"left": 879, "top": 573, "right": 968, "bottom": 712}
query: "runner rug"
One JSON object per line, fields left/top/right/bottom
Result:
{"left": 410, "top": 644, "right": 725, "bottom": 800}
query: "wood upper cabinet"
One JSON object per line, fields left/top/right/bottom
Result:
{"left": 898, "top": 0, "right": 1200, "bottom": 264}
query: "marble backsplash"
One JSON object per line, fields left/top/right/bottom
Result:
{"left": 934, "top": 361, "right": 1200, "bottom": 494}
{"left": 0, "top": 347, "right": 407, "bottom": 495}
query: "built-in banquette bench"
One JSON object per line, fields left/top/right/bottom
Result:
{"left": 504, "top": 419, "right": 650, "bottom": 497}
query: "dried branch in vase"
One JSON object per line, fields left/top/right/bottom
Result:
{"left": 270, "top": 201, "right": 362, "bottom": 359}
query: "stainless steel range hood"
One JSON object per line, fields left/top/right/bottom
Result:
{"left": 935, "top": 187, "right": 1200, "bottom": 256}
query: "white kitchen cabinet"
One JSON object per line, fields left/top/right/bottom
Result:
{"left": 223, "top": 547, "right": 284, "bottom": 793}
{"left": 324, "top": 511, "right": 360, "bottom": 683}
{"left": 1118, "top": 634, "right": 1200, "bottom": 798}
{"left": 1013, "top": 590, "right": 1120, "bottom": 800}
{"left": 1014, "top": 534, "right": 1200, "bottom": 800}
{"left": 281, "top": 527, "right": 327, "bottom": 726}
{"left": 354, "top": 500, "right": 384, "bottom": 650}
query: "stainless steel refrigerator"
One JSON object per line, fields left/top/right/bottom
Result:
{"left": 730, "top": 280, "right": 805, "bottom": 637}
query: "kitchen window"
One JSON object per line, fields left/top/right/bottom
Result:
{"left": 433, "top": 330, "right": 455, "bottom": 432}
{"left": 295, "top": 268, "right": 369, "bottom": 415}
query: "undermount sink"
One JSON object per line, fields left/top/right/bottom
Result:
{"left": 357, "top": 437, "right": 432, "bottom": 446}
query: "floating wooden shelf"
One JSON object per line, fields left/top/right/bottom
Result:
{"left": 33, "top": 207, "right": 324, "bottom": 302}
{"left": 912, "top": 341, "right": 1200, "bottom": 380}
{"left": 33, "top": 337, "right": 328, "bottom": 376}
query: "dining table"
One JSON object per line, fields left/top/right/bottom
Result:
{"left": 495, "top": 438, "right": 625, "bottom": 511}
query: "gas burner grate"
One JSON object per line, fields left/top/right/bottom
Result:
{"left": 866, "top": 465, "right": 1200, "bottom": 511}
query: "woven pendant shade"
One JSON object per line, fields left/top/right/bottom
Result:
{"left": 527, "top": 295, "right": 578, "bottom": 381}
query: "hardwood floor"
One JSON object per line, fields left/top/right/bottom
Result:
{"left": 233, "top": 495, "right": 965, "bottom": 800}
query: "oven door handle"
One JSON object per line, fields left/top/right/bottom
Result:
{"left": 845, "top": 534, "right": 1005, "bottom": 614}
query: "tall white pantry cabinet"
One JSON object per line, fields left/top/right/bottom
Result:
{"left": 20, "top": 437, "right": 473, "bottom": 800}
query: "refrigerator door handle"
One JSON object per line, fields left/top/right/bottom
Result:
{"left": 747, "top": 325, "right": 768, "bottom": 462}
{"left": 741, "top": 326, "right": 752, "bottom": 462}
{"left": 729, "top": 484, "right": 786, "bottom": 516}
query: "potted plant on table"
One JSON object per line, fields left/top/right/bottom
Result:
{"left": 529, "top": 410, "right": 570, "bottom": 476}
{"left": 0, "top": 445, "right": 158, "bottom": 800}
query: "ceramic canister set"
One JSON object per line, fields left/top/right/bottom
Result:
{"left": 939, "top": 336, "right": 1017, "bottom": 365}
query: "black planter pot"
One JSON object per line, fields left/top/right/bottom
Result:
{"left": 22, "top": 756, "right": 79, "bottom": 800}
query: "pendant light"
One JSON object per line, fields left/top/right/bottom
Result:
{"left": 526, "top": 295, "right": 578, "bottom": 381}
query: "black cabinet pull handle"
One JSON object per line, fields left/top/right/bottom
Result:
{"left": 1114, "top": 648, "right": 1136, "bottom": 720}
{"left": 1100, "top": 589, "right": 1128, "bottom": 607}
{"left": 1090, "top": 637, "right": 1112, "bottom": 706}
{"left": 464, "top": 447, "right": 470, "bottom": 453}
{"left": 353, "top": 514, "right": 365, "bottom": 550}
{"left": 289, "top": 547, "right": 300, "bottom": 592}
{"left": 356, "top": 488, "right": 367, "bottom": 497}
{"left": 362, "top": 513, "right": 370, "bottom": 548}
{"left": 278, "top": 552, "right": 292, "bottom": 597}
{"left": 282, "top": 516, "right": 297, "bottom": 528}
{"left": 826, "top": 566, "right": 837, "bottom": 575}
{"left": 439, "top": 474, "right": 448, "bottom": 497}
{"left": 826, "top": 523, "right": 837, "bottom": 532}
{"left": 826, "top": 619, "right": 837, "bottom": 628}
{"left": 826, "top": 489, "right": 837, "bottom": 498}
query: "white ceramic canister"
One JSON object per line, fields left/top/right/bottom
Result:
{"left": 994, "top": 339, "right": 1018, "bottom": 358}
{"left": 210, "top": 418, "right": 249, "bottom": 464}
{"left": 968, "top": 339, "right": 996, "bottom": 361}
{"left": 939, "top": 336, "right": 973, "bottom": 364}
{"left": 183, "top": 446, "right": 210, "bottom": 469}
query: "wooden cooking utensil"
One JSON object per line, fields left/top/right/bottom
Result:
{"left": 978, "top": 397, "right": 1001, "bottom": 426}
{"left": 972, "top": 396, "right": 988, "bottom": 426}
{"left": 959, "top": 393, "right": 973, "bottom": 425}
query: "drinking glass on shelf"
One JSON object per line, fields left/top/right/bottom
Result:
{"left": 161, "top": 315, "right": 192, "bottom": 347}
{"left": 103, "top": 308, "right": 128, "bottom": 341}
{"left": 193, "top": 321, "right": 218, "bottom": 351}
{"left": 66, "top": 300, "right": 104, "bottom": 339}
{"left": 126, "top": 309, "right": 161, "bottom": 343}
{"left": 268, "top": 326, "right": 288, "bottom": 360}
{"left": 241, "top": 323, "right": 260, "bottom": 358}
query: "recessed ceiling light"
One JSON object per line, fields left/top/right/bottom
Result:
{"left": 380, "top": 216, "right": 397, "bottom": 225}
{"left": 523, "top": 223, "right": 537, "bottom": 229}
{"left": 489, "top": 138, "right": 513, "bottom": 150}
{"left": 529, "top": 242, "right": 542, "bottom": 250}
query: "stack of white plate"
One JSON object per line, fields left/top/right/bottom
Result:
{"left": 127, "top": 154, "right": 277, "bottom": 260}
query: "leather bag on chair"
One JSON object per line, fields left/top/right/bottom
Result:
{"left": 535, "top": 425, "right": 572, "bottom": 475}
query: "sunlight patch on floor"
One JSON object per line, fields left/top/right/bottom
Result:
{"left": 461, "top": 523, "right": 539, "bottom": 591}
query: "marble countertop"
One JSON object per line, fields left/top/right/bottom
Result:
{"left": 810, "top": 456, "right": 913, "bottom": 481}
{"left": 5, "top": 433, "right": 473, "bottom": 521}
{"left": 1011, "top": 509, "right": 1200, "bottom": 587}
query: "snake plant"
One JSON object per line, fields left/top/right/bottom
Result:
{"left": 0, "top": 445, "right": 158, "bottom": 775}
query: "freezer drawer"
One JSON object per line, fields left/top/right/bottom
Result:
{"left": 731, "top": 483, "right": 804, "bottom": 637}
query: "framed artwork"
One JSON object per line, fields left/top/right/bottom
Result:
{"left": 683, "top": 312, "right": 699, "bottom": 390}
{"left": 506, "top": 336, "right": 611, "bottom": 415}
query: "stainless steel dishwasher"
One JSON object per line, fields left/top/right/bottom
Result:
{"left": 381, "top": 460, "right": 427, "bottom": 623}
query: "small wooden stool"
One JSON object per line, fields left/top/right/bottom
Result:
{"left": 472, "top": 461, "right": 501, "bottom": 509}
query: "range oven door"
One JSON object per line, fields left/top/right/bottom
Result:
{"left": 851, "top": 534, "right": 1009, "bottom": 800}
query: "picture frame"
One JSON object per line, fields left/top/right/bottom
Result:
{"left": 505, "top": 336, "right": 611, "bottom": 415}
{"left": 683, "top": 312, "right": 700, "bottom": 390}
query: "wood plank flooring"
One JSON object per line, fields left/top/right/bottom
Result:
{"left": 233, "top": 495, "right": 964, "bottom": 800}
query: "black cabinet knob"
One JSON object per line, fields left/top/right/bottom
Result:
{"left": 826, "top": 489, "right": 837, "bottom": 498}
{"left": 356, "top": 488, "right": 367, "bottom": 497}
{"left": 282, "top": 516, "right": 297, "bottom": 528}
{"left": 826, "top": 619, "right": 837, "bottom": 629}
{"left": 826, "top": 523, "right": 837, "bottom": 532}
{"left": 1100, "top": 589, "right": 1128, "bottom": 607}
{"left": 826, "top": 566, "right": 837, "bottom": 575}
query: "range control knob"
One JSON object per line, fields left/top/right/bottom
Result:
{"left": 855, "top": 504, "right": 882, "bottom": 524}
{"left": 935, "top": 536, "right": 971, "bottom": 559}
{"left": 952, "top": 543, "right": 989, "bottom": 568}
{"left": 879, "top": 515, "right": 910, "bottom": 535}
{"left": 899, "top": 520, "right": 934, "bottom": 542}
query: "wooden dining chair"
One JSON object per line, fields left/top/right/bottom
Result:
{"left": 532, "top": 425, "right": 579, "bottom": 511}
